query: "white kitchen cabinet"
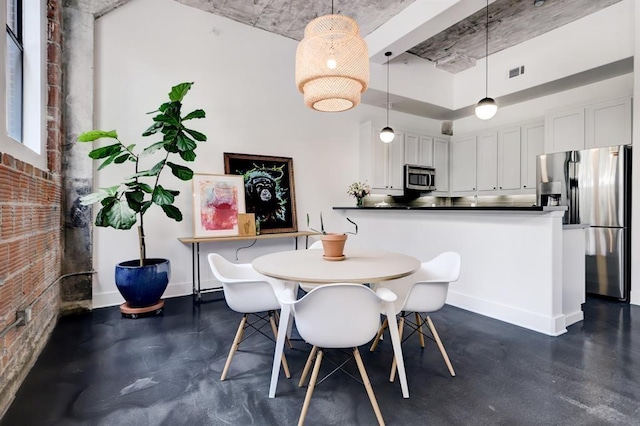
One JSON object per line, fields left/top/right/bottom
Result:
{"left": 497, "top": 126, "right": 521, "bottom": 190}
{"left": 404, "top": 132, "right": 434, "bottom": 166}
{"left": 521, "top": 121, "right": 544, "bottom": 190}
{"left": 451, "top": 136, "right": 477, "bottom": 192}
{"left": 545, "top": 107, "right": 585, "bottom": 153}
{"left": 585, "top": 97, "right": 632, "bottom": 148}
{"left": 477, "top": 132, "right": 498, "bottom": 191}
{"left": 359, "top": 121, "right": 405, "bottom": 196}
{"left": 545, "top": 96, "right": 632, "bottom": 153}
{"left": 433, "top": 138, "right": 449, "bottom": 193}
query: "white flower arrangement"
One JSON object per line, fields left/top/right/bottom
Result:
{"left": 347, "top": 181, "right": 371, "bottom": 199}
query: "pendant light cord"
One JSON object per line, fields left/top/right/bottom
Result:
{"left": 485, "top": 0, "right": 489, "bottom": 98}
{"left": 386, "top": 52, "right": 391, "bottom": 126}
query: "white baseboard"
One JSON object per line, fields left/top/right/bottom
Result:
{"left": 630, "top": 289, "right": 640, "bottom": 306}
{"left": 564, "top": 310, "right": 584, "bottom": 328}
{"left": 446, "top": 291, "right": 568, "bottom": 337}
{"left": 91, "top": 281, "right": 210, "bottom": 309}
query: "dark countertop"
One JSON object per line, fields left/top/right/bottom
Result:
{"left": 334, "top": 205, "right": 568, "bottom": 212}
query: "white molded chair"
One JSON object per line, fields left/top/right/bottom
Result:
{"left": 370, "top": 251, "right": 461, "bottom": 380}
{"left": 278, "top": 284, "right": 397, "bottom": 426}
{"left": 207, "top": 253, "right": 291, "bottom": 381}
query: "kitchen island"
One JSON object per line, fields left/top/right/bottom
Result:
{"left": 333, "top": 205, "right": 582, "bottom": 336}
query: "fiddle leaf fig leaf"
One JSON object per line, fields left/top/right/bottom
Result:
{"left": 161, "top": 204, "right": 183, "bottom": 221}
{"left": 78, "top": 130, "right": 118, "bottom": 142}
{"left": 180, "top": 150, "right": 196, "bottom": 162}
{"left": 184, "top": 128, "right": 207, "bottom": 142}
{"left": 80, "top": 185, "right": 119, "bottom": 206}
{"left": 152, "top": 185, "right": 175, "bottom": 206}
{"left": 167, "top": 162, "right": 193, "bottom": 180}
{"left": 176, "top": 133, "right": 197, "bottom": 151}
{"left": 100, "top": 199, "right": 137, "bottom": 230}
{"left": 183, "top": 109, "right": 206, "bottom": 120}
{"left": 141, "top": 141, "right": 165, "bottom": 157}
{"left": 142, "top": 121, "right": 163, "bottom": 137}
{"left": 169, "top": 82, "right": 193, "bottom": 102}
{"left": 88, "top": 143, "right": 122, "bottom": 160}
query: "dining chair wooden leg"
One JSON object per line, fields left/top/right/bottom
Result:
{"left": 269, "top": 312, "right": 291, "bottom": 379}
{"left": 369, "top": 317, "right": 389, "bottom": 352}
{"left": 416, "top": 312, "right": 425, "bottom": 348}
{"left": 298, "top": 349, "right": 324, "bottom": 426}
{"left": 275, "top": 310, "right": 293, "bottom": 349}
{"left": 221, "top": 314, "right": 248, "bottom": 381}
{"left": 389, "top": 316, "right": 405, "bottom": 383}
{"left": 299, "top": 345, "right": 319, "bottom": 387}
{"left": 353, "top": 347, "right": 385, "bottom": 426}
{"left": 426, "top": 316, "right": 456, "bottom": 377}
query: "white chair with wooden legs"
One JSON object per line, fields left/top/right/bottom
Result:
{"left": 370, "top": 251, "right": 461, "bottom": 381}
{"left": 278, "top": 283, "right": 398, "bottom": 426}
{"left": 207, "top": 253, "right": 291, "bottom": 381}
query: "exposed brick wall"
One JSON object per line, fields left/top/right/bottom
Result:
{"left": 0, "top": 0, "right": 64, "bottom": 416}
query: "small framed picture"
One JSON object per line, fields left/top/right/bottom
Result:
{"left": 192, "top": 173, "right": 246, "bottom": 238}
{"left": 224, "top": 153, "right": 298, "bottom": 234}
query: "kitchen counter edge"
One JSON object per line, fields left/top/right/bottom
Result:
{"left": 333, "top": 206, "right": 568, "bottom": 212}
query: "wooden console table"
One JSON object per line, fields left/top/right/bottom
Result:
{"left": 178, "top": 231, "right": 317, "bottom": 302}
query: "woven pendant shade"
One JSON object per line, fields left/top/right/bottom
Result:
{"left": 295, "top": 14, "right": 369, "bottom": 112}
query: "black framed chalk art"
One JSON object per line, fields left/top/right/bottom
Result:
{"left": 223, "top": 153, "right": 298, "bottom": 234}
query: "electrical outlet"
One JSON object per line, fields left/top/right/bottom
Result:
{"left": 16, "top": 307, "right": 32, "bottom": 325}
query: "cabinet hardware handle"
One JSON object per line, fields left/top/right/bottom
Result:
{"left": 493, "top": 187, "right": 496, "bottom": 189}
{"left": 524, "top": 185, "right": 527, "bottom": 188}
{"left": 499, "top": 187, "right": 502, "bottom": 189}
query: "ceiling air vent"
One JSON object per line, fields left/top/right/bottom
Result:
{"left": 509, "top": 65, "right": 525, "bottom": 78}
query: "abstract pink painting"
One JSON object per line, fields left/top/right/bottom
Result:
{"left": 192, "top": 174, "right": 246, "bottom": 237}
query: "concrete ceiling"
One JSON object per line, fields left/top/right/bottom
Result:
{"left": 174, "top": 0, "right": 627, "bottom": 119}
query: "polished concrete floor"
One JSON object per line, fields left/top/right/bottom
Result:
{"left": 2, "top": 294, "right": 639, "bottom": 425}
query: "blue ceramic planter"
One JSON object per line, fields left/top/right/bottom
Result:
{"left": 115, "top": 258, "right": 170, "bottom": 308}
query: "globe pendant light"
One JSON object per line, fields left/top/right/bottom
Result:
{"left": 295, "top": 1, "right": 369, "bottom": 112}
{"left": 379, "top": 52, "right": 395, "bottom": 143}
{"left": 475, "top": 0, "right": 497, "bottom": 120}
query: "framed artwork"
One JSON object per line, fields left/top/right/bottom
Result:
{"left": 192, "top": 174, "right": 246, "bottom": 238}
{"left": 224, "top": 153, "right": 298, "bottom": 234}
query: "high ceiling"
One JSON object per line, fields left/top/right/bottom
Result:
{"left": 177, "top": 0, "right": 621, "bottom": 73}
{"left": 175, "top": 0, "right": 627, "bottom": 119}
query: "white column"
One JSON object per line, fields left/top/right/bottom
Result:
{"left": 631, "top": 0, "right": 640, "bottom": 306}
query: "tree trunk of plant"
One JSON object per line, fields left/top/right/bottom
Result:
{"left": 138, "top": 225, "right": 146, "bottom": 266}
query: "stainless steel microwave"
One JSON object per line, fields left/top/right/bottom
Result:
{"left": 404, "top": 164, "right": 436, "bottom": 192}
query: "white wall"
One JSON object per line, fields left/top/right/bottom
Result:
{"left": 453, "top": 73, "right": 634, "bottom": 135}
{"left": 631, "top": 0, "right": 640, "bottom": 305}
{"left": 91, "top": 0, "right": 442, "bottom": 307}
{"left": 453, "top": 0, "right": 634, "bottom": 110}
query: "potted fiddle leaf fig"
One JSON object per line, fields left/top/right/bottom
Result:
{"left": 306, "top": 213, "right": 358, "bottom": 259}
{"left": 78, "top": 82, "right": 206, "bottom": 316}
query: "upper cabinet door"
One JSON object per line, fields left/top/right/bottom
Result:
{"left": 433, "top": 138, "right": 449, "bottom": 193}
{"left": 451, "top": 136, "right": 477, "bottom": 192}
{"left": 545, "top": 107, "right": 585, "bottom": 153}
{"left": 521, "top": 121, "right": 545, "bottom": 190}
{"left": 404, "top": 132, "right": 419, "bottom": 165}
{"left": 370, "top": 135, "right": 389, "bottom": 190}
{"left": 585, "top": 97, "right": 632, "bottom": 149}
{"left": 476, "top": 132, "right": 498, "bottom": 191}
{"left": 498, "top": 127, "right": 521, "bottom": 190}
{"left": 417, "top": 135, "right": 434, "bottom": 167}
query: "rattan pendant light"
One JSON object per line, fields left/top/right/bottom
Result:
{"left": 475, "top": 0, "right": 498, "bottom": 120}
{"left": 295, "top": 1, "right": 369, "bottom": 112}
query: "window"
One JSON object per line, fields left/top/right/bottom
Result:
{"left": 1, "top": 0, "right": 46, "bottom": 169}
{"left": 6, "top": 0, "right": 22, "bottom": 142}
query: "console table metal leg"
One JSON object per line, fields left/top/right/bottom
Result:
{"left": 196, "top": 242, "right": 202, "bottom": 302}
{"left": 191, "top": 242, "right": 197, "bottom": 300}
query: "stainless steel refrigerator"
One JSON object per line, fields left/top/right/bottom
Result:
{"left": 537, "top": 145, "right": 631, "bottom": 301}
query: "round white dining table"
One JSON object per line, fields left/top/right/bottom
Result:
{"left": 253, "top": 248, "right": 420, "bottom": 400}
{"left": 252, "top": 248, "right": 420, "bottom": 284}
